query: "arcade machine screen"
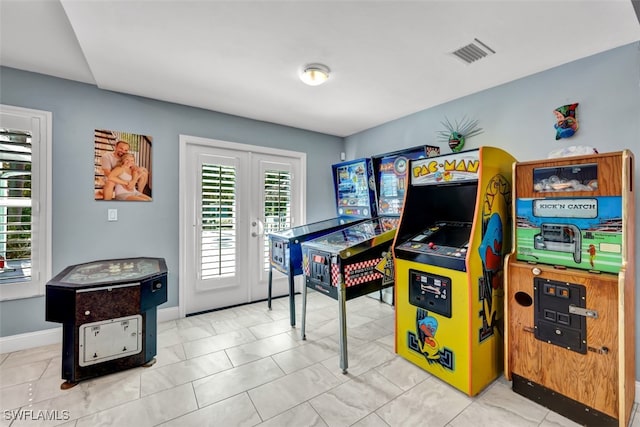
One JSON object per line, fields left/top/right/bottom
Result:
{"left": 376, "top": 148, "right": 431, "bottom": 230}
{"left": 378, "top": 157, "right": 408, "bottom": 217}
{"left": 395, "top": 181, "right": 478, "bottom": 240}
{"left": 57, "top": 258, "right": 164, "bottom": 285}
{"left": 410, "top": 222, "right": 472, "bottom": 248}
{"left": 377, "top": 148, "right": 428, "bottom": 217}
{"left": 334, "top": 159, "right": 376, "bottom": 219}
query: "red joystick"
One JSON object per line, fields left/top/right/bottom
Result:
{"left": 428, "top": 242, "right": 436, "bottom": 250}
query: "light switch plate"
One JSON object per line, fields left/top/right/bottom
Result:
{"left": 108, "top": 209, "right": 118, "bottom": 221}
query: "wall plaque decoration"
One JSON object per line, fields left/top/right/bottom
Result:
{"left": 553, "top": 103, "right": 579, "bottom": 140}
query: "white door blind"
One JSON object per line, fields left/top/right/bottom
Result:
{"left": 263, "top": 169, "right": 292, "bottom": 270}
{"left": 200, "top": 163, "right": 237, "bottom": 279}
{"left": 0, "top": 127, "right": 32, "bottom": 283}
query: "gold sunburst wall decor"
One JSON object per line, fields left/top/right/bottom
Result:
{"left": 436, "top": 116, "right": 484, "bottom": 152}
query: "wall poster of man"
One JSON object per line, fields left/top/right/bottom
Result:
{"left": 94, "top": 129, "right": 152, "bottom": 201}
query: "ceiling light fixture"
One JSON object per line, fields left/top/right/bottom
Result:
{"left": 300, "top": 63, "right": 330, "bottom": 86}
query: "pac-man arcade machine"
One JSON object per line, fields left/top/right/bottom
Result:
{"left": 394, "top": 147, "right": 515, "bottom": 396}
{"left": 267, "top": 158, "right": 377, "bottom": 326}
{"left": 504, "top": 150, "right": 635, "bottom": 426}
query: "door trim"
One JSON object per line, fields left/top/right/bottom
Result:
{"left": 178, "top": 135, "right": 306, "bottom": 318}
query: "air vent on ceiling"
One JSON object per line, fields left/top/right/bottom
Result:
{"left": 452, "top": 38, "right": 496, "bottom": 64}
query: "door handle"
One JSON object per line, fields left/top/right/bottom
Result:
{"left": 251, "top": 219, "right": 264, "bottom": 238}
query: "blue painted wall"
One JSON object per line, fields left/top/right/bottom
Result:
{"left": 346, "top": 42, "right": 640, "bottom": 379}
{"left": 0, "top": 67, "right": 343, "bottom": 336}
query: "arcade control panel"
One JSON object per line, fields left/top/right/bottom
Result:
{"left": 395, "top": 221, "right": 472, "bottom": 271}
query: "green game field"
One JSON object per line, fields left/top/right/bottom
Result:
{"left": 516, "top": 227, "right": 623, "bottom": 274}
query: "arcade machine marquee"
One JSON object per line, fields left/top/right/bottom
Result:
{"left": 394, "top": 147, "right": 515, "bottom": 396}
{"left": 46, "top": 257, "right": 168, "bottom": 388}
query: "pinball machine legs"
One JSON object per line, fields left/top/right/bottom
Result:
{"left": 288, "top": 272, "right": 296, "bottom": 327}
{"left": 301, "top": 279, "right": 308, "bottom": 340}
{"left": 267, "top": 265, "right": 297, "bottom": 327}
{"left": 267, "top": 266, "right": 273, "bottom": 310}
{"left": 300, "top": 279, "right": 350, "bottom": 374}
{"left": 338, "top": 283, "right": 348, "bottom": 374}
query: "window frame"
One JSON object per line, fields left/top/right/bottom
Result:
{"left": 0, "top": 104, "right": 52, "bottom": 301}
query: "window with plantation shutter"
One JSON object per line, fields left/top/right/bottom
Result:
{"left": 262, "top": 170, "right": 292, "bottom": 270}
{"left": 0, "top": 128, "right": 32, "bottom": 282}
{"left": 0, "top": 105, "right": 51, "bottom": 301}
{"left": 200, "top": 163, "right": 237, "bottom": 279}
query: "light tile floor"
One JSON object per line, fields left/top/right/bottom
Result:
{"left": 1, "top": 291, "right": 638, "bottom": 426}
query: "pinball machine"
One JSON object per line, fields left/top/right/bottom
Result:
{"left": 298, "top": 146, "right": 440, "bottom": 373}
{"left": 393, "top": 147, "right": 515, "bottom": 396}
{"left": 45, "top": 257, "right": 168, "bottom": 388}
{"left": 300, "top": 217, "right": 397, "bottom": 373}
{"left": 267, "top": 158, "right": 377, "bottom": 326}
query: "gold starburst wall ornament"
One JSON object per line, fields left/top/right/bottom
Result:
{"left": 436, "top": 116, "right": 484, "bottom": 152}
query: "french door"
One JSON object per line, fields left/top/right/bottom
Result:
{"left": 179, "top": 135, "right": 305, "bottom": 316}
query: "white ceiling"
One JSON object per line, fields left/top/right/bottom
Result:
{"left": 1, "top": 0, "right": 639, "bottom": 137}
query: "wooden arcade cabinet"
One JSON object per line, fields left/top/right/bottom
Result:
{"left": 504, "top": 150, "right": 635, "bottom": 426}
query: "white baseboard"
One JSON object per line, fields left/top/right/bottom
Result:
{"left": 0, "top": 327, "right": 62, "bottom": 354}
{"left": 0, "top": 306, "right": 182, "bottom": 355}
{"left": 157, "top": 306, "right": 180, "bottom": 323}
